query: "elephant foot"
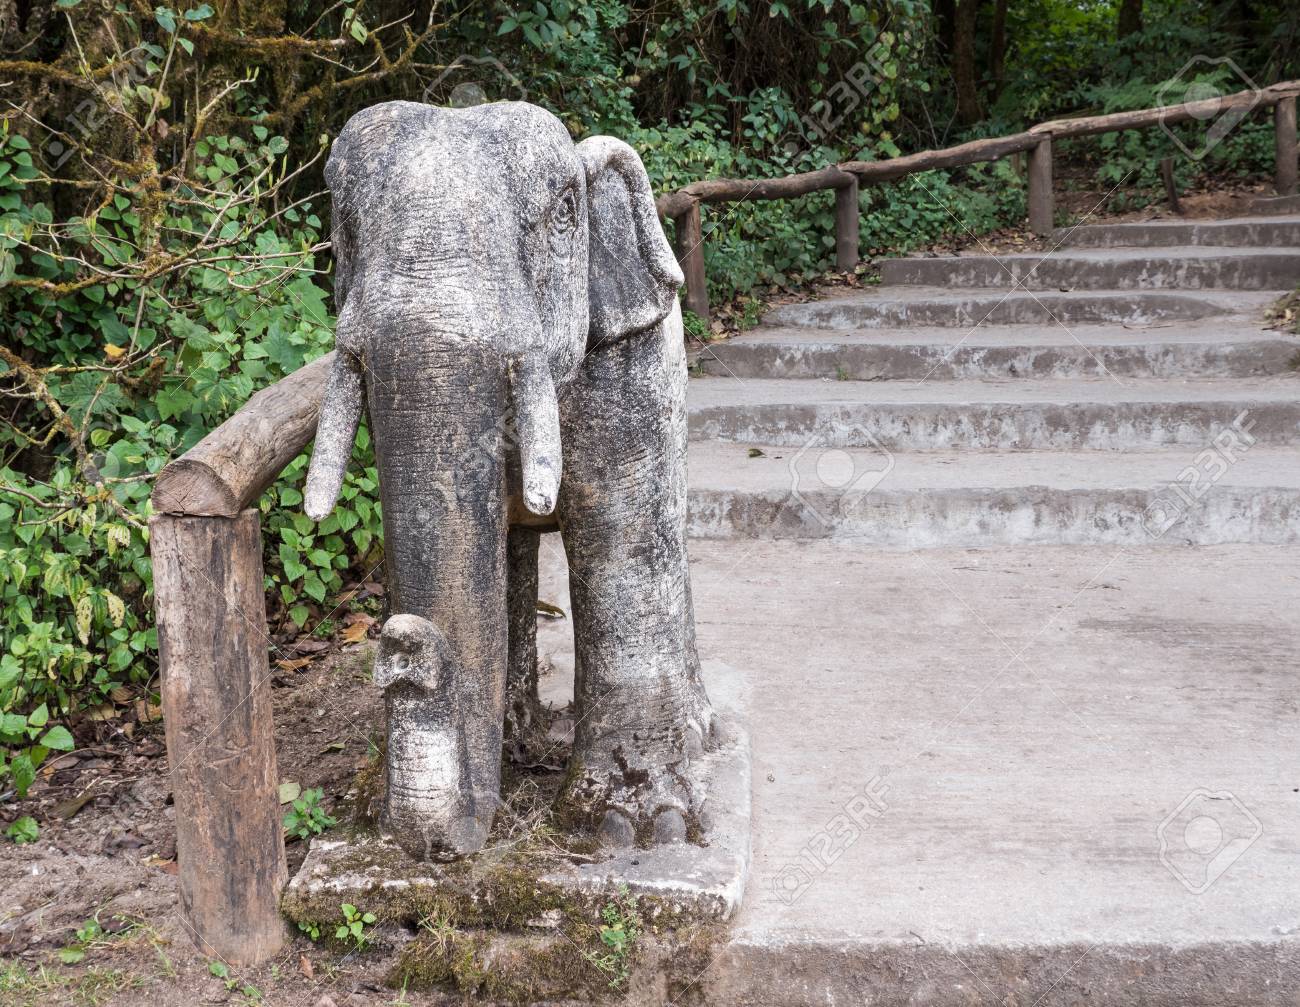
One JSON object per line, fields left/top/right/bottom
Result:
{"left": 562, "top": 704, "right": 721, "bottom": 849}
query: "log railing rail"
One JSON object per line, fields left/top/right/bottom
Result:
{"left": 656, "top": 80, "right": 1300, "bottom": 321}
{"left": 149, "top": 77, "right": 1300, "bottom": 965}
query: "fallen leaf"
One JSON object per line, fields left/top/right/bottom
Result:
{"left": 361, "top": 581, "right": 385, "bottom": 597}
{"left": 103, "top": 343, "right": 126, "bottom": 360}
{"left": 52, "top": 791, "right": 95, "bottom": 820}
{"left": 279, "top": 781, "right": 302, "bottom": 804}
{"left": 536, "top": 600, "right": 565, "bottom": 620}
{"left": 319, "top": 741, "right": 345, "bottom": 754}
{"left": 277, "top": 657, "right": 313, "bottom": 671}
{"left": 748, "top": 447, "right": 766, "bottom": 458}
{"left": 110, "top": 685, "right": 133, "bottom": 704}
{"left": 340, "top": 621, "right": 369, "bottom": 645}
{"left": 289, "top": 639, "right": 331, "bottom": 654}
{"left": 86, "top": 703, "right": 116, "bottom": 722}
{"left": 299, "top": 955, "right": 314, "bottom": 979}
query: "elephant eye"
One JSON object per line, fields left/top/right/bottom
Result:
{"left": 551, "top": 189, "right": 577, "bottom": 236}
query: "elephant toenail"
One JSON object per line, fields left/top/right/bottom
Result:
{"left": 653, "top": 809, "right": 688, "bottom": 844}
{"left": 598, "top": 809, "right": 636, "bottom": 848}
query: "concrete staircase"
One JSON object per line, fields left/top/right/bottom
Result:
{"left": 657, "top": 213, "right": 1300, "bottom": 1004}
{"left": 692, "top": 215, "right": 1300, "bottom": 550}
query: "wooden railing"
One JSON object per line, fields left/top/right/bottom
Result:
{"left": 656, "top": 80, "right": 1300, "bottom": 321}
{"left": 148, "top": 77, "right": 1300, "bottom": 965}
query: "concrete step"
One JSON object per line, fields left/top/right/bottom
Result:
{"left": 1050, "top": 215, "right": 1300, "bottom": 248}
{"left": 687, "top": 375, "right": 1300, "bottom": 451}
{"left": 537, "top": 540, "right": 1300, "bottom": 1005}
{"left": 764, "top": 287, "right": 1273, "bottom": 329}
{"left": 1250, "top": 193, "right": 1300, "bottom": 215}
{"left": 699, "top": 321, "right": 1300, "bottom": 381}
{"left": 878, "top": 247, "right": 1300, "bottom": 291}
{"left": 685, "top": 442, "right": 1300, "bottom": 546}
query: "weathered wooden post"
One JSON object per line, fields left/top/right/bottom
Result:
{"left": 671, "top": 201, "right": 710, "bottom": 323}
{"left": 1028, "top": 135, "right": 1054, "bottom": 235}
{"left": 1276, "top": 96, "right": 1297, "bottom": 197}
{"left": 835, "top": 175, "right": 860, "bottom": 271}
{"left": 151, "top": 510, "right": 287, "bottom": 965}
{"left": 149, "top": 351, "right": 333, "bottom": 964}
{"left": 1159, "top": 157, "right": 1182, "bottom": 214}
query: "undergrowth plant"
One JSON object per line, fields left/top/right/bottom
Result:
{"left": 581, "top": 885, "right": 642, "bottom": 989}
{"left": 336, "top": 903, "right": 378, "bottom": 951}
{"left": 282, "top": 787, "right": 337, "bottom": 840}
{"left": 0, "top": 6, "right": 385, "bottom": 796}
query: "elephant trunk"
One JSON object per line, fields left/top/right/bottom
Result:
{"left": 368, "top": 340, "right": 513, "bottom": 859}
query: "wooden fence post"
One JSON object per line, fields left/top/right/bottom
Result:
{"left": 671, "top": 201, "right": 710, "bottom": 323}
{"left": 151, "top": 510, "right": 287, "bottom": 965}
{"left": 1276, "top": 96, "right": 1298, "bottom": 197}
{"left": 1028, "top": 135, "right": 1054, "bottom": 235}
{"left": 834, "top": 176, "right": 860, "bottom": 272}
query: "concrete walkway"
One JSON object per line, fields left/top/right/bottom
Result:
{"left": 536, "top": 539, "right": 1300, "bottom": 1004}
{"left": 680, "top": 213, "right": 1299, "bottom": 1002}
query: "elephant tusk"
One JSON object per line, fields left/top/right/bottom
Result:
{"left": 305, "top": 349, "right": 364, "bottom": 520}
{"left": 509, "top": 354, "right": 563, "bottom": 517}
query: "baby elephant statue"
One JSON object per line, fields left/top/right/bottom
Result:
{"left": 304, "top": 99, "right": 717, "bottom": 860}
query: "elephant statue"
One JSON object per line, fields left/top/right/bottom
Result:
{"left": 303, "top": 99, "right": 716, "bottom": 861}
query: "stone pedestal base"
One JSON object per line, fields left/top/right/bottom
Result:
{"left": 280, "top": 699, "right": 750, "bottom": 998}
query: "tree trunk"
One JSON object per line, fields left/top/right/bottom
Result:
{"left": 934, "top": 0, "right": 957, "bottom": 56}
{"left": 952, "top": 0, "right": 982, "bottom": 127}
{"left": 1118, "top": 0, "right": 1143, "bottom": 38}
{"left": 989, "top": 0, "right": 1008, "bottom": 102}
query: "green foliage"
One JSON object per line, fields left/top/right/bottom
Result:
{"left": 5, "top": 815, "right": 38, "bottom": 844}
{"left": 0, "top": 698, "right": 76, "bottom": 798}
{"left": 1067, "top": 67, "right": 1275, "bottom": 208}
{"left": 0, "top": 4, "right": 384, "bottom": 794}
{"left": 56, "top": 916, "right": 105, "bottom": 964}
{"left": 336, "top": 903, "right": 377, "bottom": 950}
{"left": 282, "top": 786, "right": 337, "bottom": 840}
{"left": 209, "top": 961, "right": 262, "bottom": 1003}
{"left": 581, "top": 885, "right": 642, "bottom": 989}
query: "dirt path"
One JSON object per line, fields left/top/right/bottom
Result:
{"left": 0, "top": 645, "right": 465, "bottom": 1006}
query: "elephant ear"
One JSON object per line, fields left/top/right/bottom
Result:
{"left": 577, "top": 136, "right": 684, "bottom": 349}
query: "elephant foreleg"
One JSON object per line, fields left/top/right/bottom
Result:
{"left": 556, "top": 307, "right": 717, "bottom": 846}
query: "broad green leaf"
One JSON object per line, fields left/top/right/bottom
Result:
{"left": 40, "top": 726, "right": 75, "bottom": 751}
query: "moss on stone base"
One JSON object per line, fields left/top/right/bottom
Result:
{"left": 388, "top": 928, "right": 608, "bottom": 1001}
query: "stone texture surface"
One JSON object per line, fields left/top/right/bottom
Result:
{"left": 1249, "top": 194, "right": 1300, "bottom": 215}
{"left": 879, "top": 247, "right": 1300, "bottom": 290}
{"left": 683, "top": 443, "right": 1300, "bottom": 546}
{"left": 301, "top": 100, "right": 711, "bottom": 860}
{"left": 700, "top": 321, "right": 1300, "bottom": 380}
{"left": 286, "top": 659, "right": 750, "bottom": 922}
{"left": 1051, "top": 214, "right": 1300, "bottom": 248}
{"left": 539, "top": 538, "right": 1300, "bottom": 1005}
{"left": 687, "top": 375, "right": 1300, "bottom": 451}
{"left": 763, "top": 287, "right": 1274, "bottom": 328}
{"left": 650, "top": 211, "right": 1300, "bottom": 1002}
